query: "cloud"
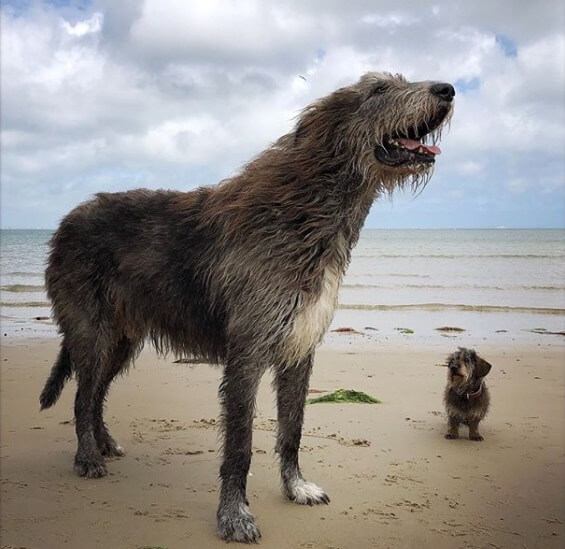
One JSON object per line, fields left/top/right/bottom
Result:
{"left": 1, "top": 0, "right": 564, "bottom": 228}
{"left": 61, "top": 11, "right": 103, "bottom": 37}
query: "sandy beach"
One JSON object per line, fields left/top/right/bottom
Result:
{"left": 1, "top": 337, "right": 564, "bottom": 549}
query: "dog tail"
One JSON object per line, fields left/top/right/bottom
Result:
{"left": 40, "top": 343, "right": 72, "bottom": 410}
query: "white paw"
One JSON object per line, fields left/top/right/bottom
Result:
{"left": 286, "top": 477, "right": 330, "bottom": 505}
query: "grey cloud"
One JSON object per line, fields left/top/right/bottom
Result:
{"left": 1, "top": 0, "right": 563, "bottom": 229}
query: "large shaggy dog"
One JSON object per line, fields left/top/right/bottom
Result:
{"left": 40, "top": 72, "right": 454, "bottom": 542}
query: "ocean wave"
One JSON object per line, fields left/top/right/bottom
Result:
{"left": 343, "top": 283, "right": 477, "bottom": 290}
{"left": 1, "top": 301, "right": 50, "bottom": 308}
{"left": 528, "top": 286, "right": 565, "bottom": 291}
{"left": 2, "top": 271, "right": 44, "bottom": 277}
{"left": 385, "top": 273, "right": 431, "bottom": 278}
{"left": 1, "top": 284, "right": 45, "bottom": 293}
{"left": 338, "top": 303, "right": 565, "bottom": 315}
{"left": 349, "top": 273, "right": 432, "bottom": 279}
{"left": 342, "top": 283, "right": 565, "bottom": 291}
{"left": 352, "top": 253, "right": 565, "bottom": 259}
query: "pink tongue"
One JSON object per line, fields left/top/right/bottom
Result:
{"left": 396, "top": 138, "right": 441, "bottom": 156}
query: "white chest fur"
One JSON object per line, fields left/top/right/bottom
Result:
{"left": 284, "top": 265, "right": 341, "bottom": 364}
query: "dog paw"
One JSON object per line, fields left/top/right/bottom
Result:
{"left": 99, "top": 438, "right": 125, "bottom": 458}
{"left": 470, "top": 434, "right": 484, "bottom": 441}
{"left": 217, "top": 504, "right": 261, "bottom": 543}
{"left": 74, "top": 456, "right": 108, "bottom": 478}
{"left": 285, "top": 478, "right": 330, "bottom": 506}
{"left": 444, "top": 433, "right": 459, "bottom": 439}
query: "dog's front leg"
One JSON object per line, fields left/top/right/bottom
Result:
{"left": 468, "top": 420, "right": 484, "bottom": 441}
{"left": 217, "top": 359, "right": 263, "bottom": 543}
{"left": 275, "top": 353, "right": 330, "bottom": 505}
{"left": 445, "top": 415, "right": 461, "bottom": 439}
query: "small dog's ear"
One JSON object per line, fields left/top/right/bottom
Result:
{"left": 476, "top": 357, "right": 492, "bottom": 377}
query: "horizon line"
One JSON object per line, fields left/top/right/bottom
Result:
{"left": 1, "top": 226, "right": 564, "bottom": 231}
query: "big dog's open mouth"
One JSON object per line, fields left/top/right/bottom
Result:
{"left": 375, "top": 137, "right": 441, "bottom": 166}
{"left": 375, "top": 108, "right": 450, "bottom": 167}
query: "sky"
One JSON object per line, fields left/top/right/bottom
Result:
{"left": 1, "top": 0, "right": 564, "bottom": 229}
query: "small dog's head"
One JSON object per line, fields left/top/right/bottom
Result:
{"left": 446, "top": 347, "right": 492, "bottom": 392}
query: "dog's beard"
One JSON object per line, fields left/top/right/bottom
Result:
{"left": 449, "top": 370, "right": 472, "bottom": 394}
{"left": 453, "top": 375, "right": 480, "bottom": 396}
{"left": 448, "top": 371, "right": 464, "bottom": 383}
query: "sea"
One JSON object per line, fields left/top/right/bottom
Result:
{"left": 1, "top": 229, "right": 564, "bottom": 346}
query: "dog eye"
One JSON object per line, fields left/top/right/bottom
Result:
{"left": 371, "top": 85, "right": 388, "bottom": 96}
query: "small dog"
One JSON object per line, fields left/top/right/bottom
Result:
{"left": 444, "top": 348, "right": 492, "bottom": 441}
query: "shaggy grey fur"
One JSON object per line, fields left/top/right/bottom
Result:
{"left": 40, "top": 72, "right": 454, "bottom": 543}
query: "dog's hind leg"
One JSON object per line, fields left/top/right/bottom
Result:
{"left": 69, "top": 325, "right": 128, "bottom": 478}
{"left": 216, "top": 354, "right": 264, "bottom": 543}
{"left": 92, "top": 335, "right": 137, "bottom": 458}
{"left": 275, "top": 353, "right": 329, "bottom": 506}
{"left": 71, "top": 344, "right": 108, "bottom": 478}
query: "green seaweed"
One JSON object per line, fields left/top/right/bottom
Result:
{"left": 307, "top": 389, "right": 381, "bottom": 404}
{"left": 395, "top": 327, "right": 414, "bottom": 334}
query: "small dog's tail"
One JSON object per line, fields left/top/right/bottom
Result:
{"left": 40, "top": 343, "right": 72, "bottom": 410}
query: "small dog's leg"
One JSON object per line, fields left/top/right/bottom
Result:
{"left": 445, "top": 416, "right": 460, "bottom": 440}
{"left": 275, "top": 353, "right": 329, "bottom": 506}
{"left": 468, "top": 420, "right": 484, "bottom": 441}
{"left": 217, "top": 359, "right": 263, "bottom": 543}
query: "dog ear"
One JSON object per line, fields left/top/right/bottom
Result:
{"left": 476, "top": 357, "right": 492, "bottom": 377}
{"left": 294, "top": 89, "right": 362, "bottom": 146}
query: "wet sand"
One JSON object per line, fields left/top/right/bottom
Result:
{"left": 1, "top": 338, "right": 564, "bottom": 549}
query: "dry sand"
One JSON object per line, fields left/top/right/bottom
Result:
{"left": 1, "top": 338, "right": 564, "bottom": 549}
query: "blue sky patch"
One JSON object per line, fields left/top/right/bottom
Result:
{"left": 496, "top": 34, "right": 518, "bottom": 57}
{"left": 2, "top": 0, "right": 91, "bottom": 14}
{"left": 455, "top": 77, "right": 480, "bottom": 93}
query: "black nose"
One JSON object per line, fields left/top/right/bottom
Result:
{"left": 449, "top": 364, "right": 459, "bottom": 372}
{"left": 430, "top": 82, "right": 455, "bottom": 102}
